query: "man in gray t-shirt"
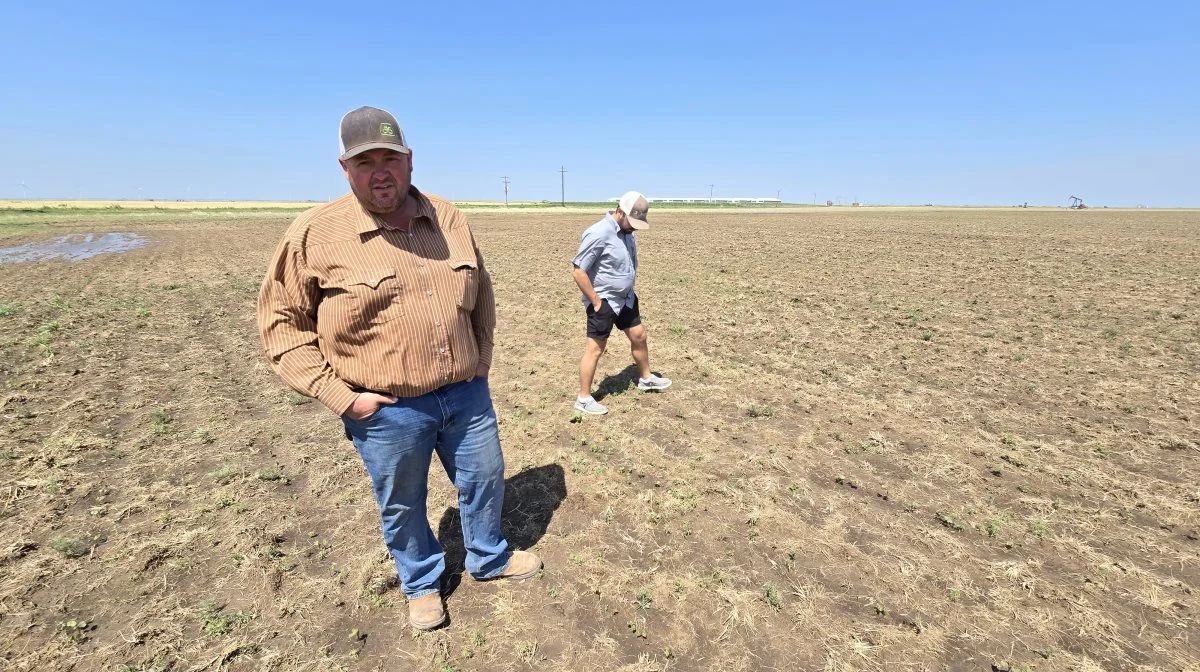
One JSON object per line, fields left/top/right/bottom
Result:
{"left": 570, "top": 191, "right": 672, "bottom": 415}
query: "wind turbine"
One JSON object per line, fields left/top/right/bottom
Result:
{"left": 17, "top": 181, "right": 28, "bottom": 199}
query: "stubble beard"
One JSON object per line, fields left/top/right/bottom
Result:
{"left": 356, "top": 181, "right": 405, "bottom": 215}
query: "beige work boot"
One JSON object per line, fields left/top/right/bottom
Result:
{"left": 407, "top": 592, "right": 446, "bottom": 631}
{"left": 495, "top": 550, "right": 542, "bottom": 580}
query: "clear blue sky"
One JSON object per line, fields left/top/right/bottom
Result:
{"left": 2, "top": 1, "right": 1197, "bottom": 206}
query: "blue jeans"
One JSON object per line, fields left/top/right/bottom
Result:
{"left": 342, "top": 377, "right": 510, "bottom": 599}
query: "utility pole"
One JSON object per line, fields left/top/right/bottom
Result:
{"left": 559, "top": 166, "right": 567, "bottom": 206}
{"left": 707, "top": 184, "right": 714, "bottom": 201}
{"left": 501, "top": 176, "right": 510, "bottom": 206}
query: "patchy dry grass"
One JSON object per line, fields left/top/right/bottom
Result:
{"left": 0, "top": 207, "right": 1197, "bottom": 671}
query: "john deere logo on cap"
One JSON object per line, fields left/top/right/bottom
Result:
{"left": 380, "top": 123, "right": 396, "bottom": 137}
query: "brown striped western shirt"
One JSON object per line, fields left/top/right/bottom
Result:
{"left": 257, "top": 187, "right": 495, "bottom": 415}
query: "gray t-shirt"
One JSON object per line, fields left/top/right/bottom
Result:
{"left": 571, "top": 213, "right": 638, "bottom": 314}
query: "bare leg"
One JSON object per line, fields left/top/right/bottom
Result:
{"left": 626, "top": 324, "right": 651, "bottom": 380}
{"left": 579, "top": 337, "right": 607, "bottom": 398}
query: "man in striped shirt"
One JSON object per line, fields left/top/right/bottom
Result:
{"left": 257, "top": 106, "right": 540, "bottom": 631}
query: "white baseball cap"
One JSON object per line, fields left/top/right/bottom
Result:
{"left": 617, "top": 191, "right": 650, "bottom": 230}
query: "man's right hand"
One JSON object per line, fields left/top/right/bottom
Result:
{"left": 590, "top": 298, "right": 604, "bottom": 312}
{"left": 344, "top": 392, "right": 398, "bottom": 420}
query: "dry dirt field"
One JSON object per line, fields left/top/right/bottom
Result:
{"left": 0, "top": 200, "right": 317, "bottom": 211}
{"left": 0, "top": 206, "right": 1197, "bottom": 671}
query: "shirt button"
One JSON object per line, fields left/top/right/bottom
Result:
{"left": 435, "top": 321, "right": 441, "bottom": 326}
{"left": 426, "top": 290, "right": 433, "bottom": 296}
{"left": 417, "top": 261, "right": 425, "bottom": 267}
{"left": 440, "top": 347, "right": 446, "bottom": 354}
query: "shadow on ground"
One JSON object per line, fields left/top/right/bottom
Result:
{"left": 593, "top": 363, "right": 640, "bottom": 401}
{"left": 437, "top": 463, "right": 567, "bottom": 597}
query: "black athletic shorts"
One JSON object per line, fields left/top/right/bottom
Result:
{"left": 586, "top": 296, "right": 642, "bottom": 339}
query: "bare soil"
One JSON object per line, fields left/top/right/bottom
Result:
{"left": 0, "top": 207, "right": 1197, "bottom": 671}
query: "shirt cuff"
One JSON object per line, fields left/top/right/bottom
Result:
{"left": 317, "top": 380, "right": 358, "bottom": 417}
{"left": 476, "top": 340, "right": 494, "bottom": 371}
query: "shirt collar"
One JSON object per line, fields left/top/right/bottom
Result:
{"left": 352, "top": 186, "right": 436, "bottom": 235}
{"left": 604, "top": 212, "right": 629, "bottom": 235}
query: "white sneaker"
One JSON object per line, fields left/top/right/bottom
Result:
{"left": 574, "top": 396, "right": 608, "bottom": 415}
{"left": 637, "top": 374, "right": 672, "bottom": 391}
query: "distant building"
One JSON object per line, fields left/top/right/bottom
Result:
{"left": 607, "top": 197, "right": 783, "bottom": 204}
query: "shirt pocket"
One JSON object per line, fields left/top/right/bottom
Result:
{"left": 450, "top": 258, "right": 479, "bottom": 312}
{"left": 339, "top": 269, "right": 404, "bottom": 326}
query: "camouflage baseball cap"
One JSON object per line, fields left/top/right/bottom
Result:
{"left": 339, "top": 106, "right": 410, "bottom": 161}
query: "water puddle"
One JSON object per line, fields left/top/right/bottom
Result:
{"left": 0, "top": 232, "right": 148, "bottom": 264}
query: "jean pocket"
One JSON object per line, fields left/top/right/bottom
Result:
{"left": 344, "top": 401, "right": 387, "bottom": 425}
